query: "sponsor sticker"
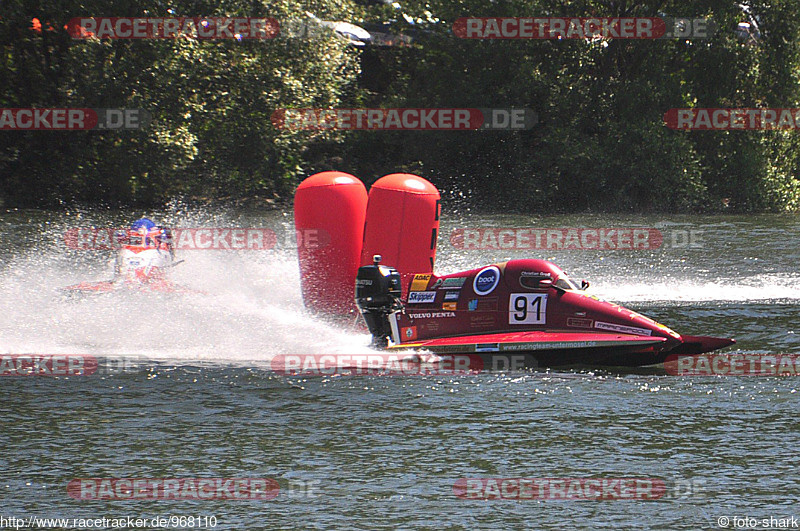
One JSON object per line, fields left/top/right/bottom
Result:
{"left": 408, "top": 311, "right": 456, "bottom": 319}
{"left": 475, "top": 344, "right": 500, "bottom": 352}
{"left": 468, "top": 297, "right": 498, "bottom": 311}
{"left": 443, "top": 302, "right": 458, "bottom": 311}
{"left": 473, "top": 266, "right": 501, "bottom": 296}
{"left": 408, "top": 291, "right": 437, "bottom": 304}
{"left": 501, "top": 341, "right": 599, "bottom": 351}
{"left": 423, "top": 321, "right": 441, "bottom": 333}
{"left": 470, "top": 315, "right": 497, "bottom": 328}
{"left": 520, "top": 271, "right": 550, "bottom": 277}
{"left": 594, "top": 321, "right": 652, "bottom": 336}
{"left": 567, "top": 317, "right": 594, "bottom": 328}
{"left": 441, "top": 277, "right": 467, "bottom": 288}
{"left": 402, "top": 326, "right": 417, "bottom": 340}
{"left": 444, "top": 291, "right": 461, "bottom": 302}
{"left": 410, "top": 274, "right": 432, "bottom": 292}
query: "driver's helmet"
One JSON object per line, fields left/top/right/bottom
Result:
{"left": 121, "top": 218, "right": 173, "bottom": 252}
{"left": 130, "top": 218, "right": 156, "bottom": 232}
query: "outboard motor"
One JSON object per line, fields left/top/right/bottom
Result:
{"left": 355, "top": 255, "right": 403, "bottom": 348}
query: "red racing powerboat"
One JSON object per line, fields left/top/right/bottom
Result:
{"left": 355, "top": 256, "right": 734, "bottom": 368}
{"left": 293, "top": 170, "right": 735, "bottom": 369}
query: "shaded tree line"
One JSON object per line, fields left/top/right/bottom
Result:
{"left": 2, "top": 0, "right": 800, "bottom": 212}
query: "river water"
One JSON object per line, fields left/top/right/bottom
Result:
{"left": 1, "top": 206, "right": 798, "bottom": 529}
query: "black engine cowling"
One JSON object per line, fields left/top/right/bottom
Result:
{"left": 355, "top": 255, "right": 402, "bottom": 348}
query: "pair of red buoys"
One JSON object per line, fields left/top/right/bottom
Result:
{"left": 294, "top": 172, "right": 441, "bottom": 316}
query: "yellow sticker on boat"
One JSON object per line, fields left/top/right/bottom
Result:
{"left": 410, "top": 274, "right": 432, "bottom": 291}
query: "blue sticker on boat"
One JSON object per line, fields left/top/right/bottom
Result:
{"left": 473, "top": 266, "right": 500, "bottom": 296}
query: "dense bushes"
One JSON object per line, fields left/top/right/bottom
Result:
{"left": 2, "top": 0, "right": 799, "bottom": 212}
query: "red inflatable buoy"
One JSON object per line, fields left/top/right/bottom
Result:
{"left": 294, "top": 171, "right": 368, "bottom": 316}
{"left": 361, "top": 173, "right": 441, "bottom": 296}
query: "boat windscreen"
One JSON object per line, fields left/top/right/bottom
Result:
{"left": 555, "top": 277, "right": 579, "bottom": 290}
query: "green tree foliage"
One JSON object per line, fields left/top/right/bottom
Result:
{"left": 313, "top": 0, "right": 800, "bottom": 212}
{"left": 1, "top": 0, "right": 800, "bottom": 212}
{"left": 0, "top": 0, "right": 360, "bottom": 206}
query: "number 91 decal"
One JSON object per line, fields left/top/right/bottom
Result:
{"left": 509, "top": 293, "right": 547, "bottom": 325}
